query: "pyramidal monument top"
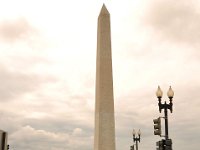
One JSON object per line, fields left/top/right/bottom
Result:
{"left": 99, "top": 4, "right": 110, "bottom": 16}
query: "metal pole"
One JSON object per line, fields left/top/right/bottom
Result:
{"left": 164, "top": 101, "right": 169, "bottom": 140}
{"left": 136, "top": 140, "right": 138, "bottom": 150}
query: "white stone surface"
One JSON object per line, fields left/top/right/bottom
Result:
{"left": 94, "top": 4, "right": 116, "bottom": 150}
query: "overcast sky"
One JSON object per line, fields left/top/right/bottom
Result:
{"left": 0, "top": 0, "right": 200, "bottom": 150}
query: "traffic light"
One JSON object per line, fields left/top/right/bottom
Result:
{"left": 165, "top": 139, "right": 172, "bottom": 150}
{"left": 156, "top": 139, "right": 172, "bottom": 150}
{"left": 156, "top": 140, "right": 164, "bottom": 150}
{"left": 153, "top": 117, "right": 161, "bottom": 136}
{"left": 130, "top": 145, "right": 134, "bottom": 150}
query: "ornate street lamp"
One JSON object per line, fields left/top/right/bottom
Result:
{"left": 156, "top": 86, "right": 174, "bottom": 139}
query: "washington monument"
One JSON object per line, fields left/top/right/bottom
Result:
{"left": 94, "top": 4, "right": 116, "bottom": 150}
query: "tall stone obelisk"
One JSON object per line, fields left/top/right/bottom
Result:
{"left": 94, "top": 4, "right": 116, "bottom": 150}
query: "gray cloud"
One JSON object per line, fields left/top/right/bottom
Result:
{"left": 5, "top": 108, "right": 93, "bottom": 150}
{"left": 144, "top": 0, "right": 200, "bottom": 46}
{"left": 0, "top": 111, "right": 22, "bottom": 133}
{"left": 0, "top": 18, "right": 37, "bottom": 43}
{"left": 0, "top": 63, "right": 56, "bottom": 101}
{"left": 0, "top": 89, "right": 94, "bottom": 150}
{"left": 0, "top": 74, "right": 94, "bottom": 150}
{"left": 9, "top": 125, "right": 71, "bottom": 150}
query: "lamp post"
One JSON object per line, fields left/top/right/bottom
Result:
{"left": 156, "top": 86, "right": 174, "bottom": 140}
{"left": 132, "top": 129, "right": 141, "bottom": 150}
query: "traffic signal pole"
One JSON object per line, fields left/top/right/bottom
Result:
{"left": 158, "top": 97, "right": 173, "bottom": 140}
{"left": 136, "top": 140, "right": 138, "bottom": 150}
{"left": 164, "top": 102, "right": 169, "bottom": 140}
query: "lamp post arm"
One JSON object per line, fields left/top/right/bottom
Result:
{"left": 158, "top": 97, "right": 162, "bottom": 112}
{"left": 133, "top": 136, "right": 135, "bottom": 142}
{"left": 169, "top": 98, "right": 173, "bottom": 113}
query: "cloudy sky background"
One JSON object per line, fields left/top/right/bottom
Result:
{"left": 0, "top": 0, "right": 200, "bottom": 149}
